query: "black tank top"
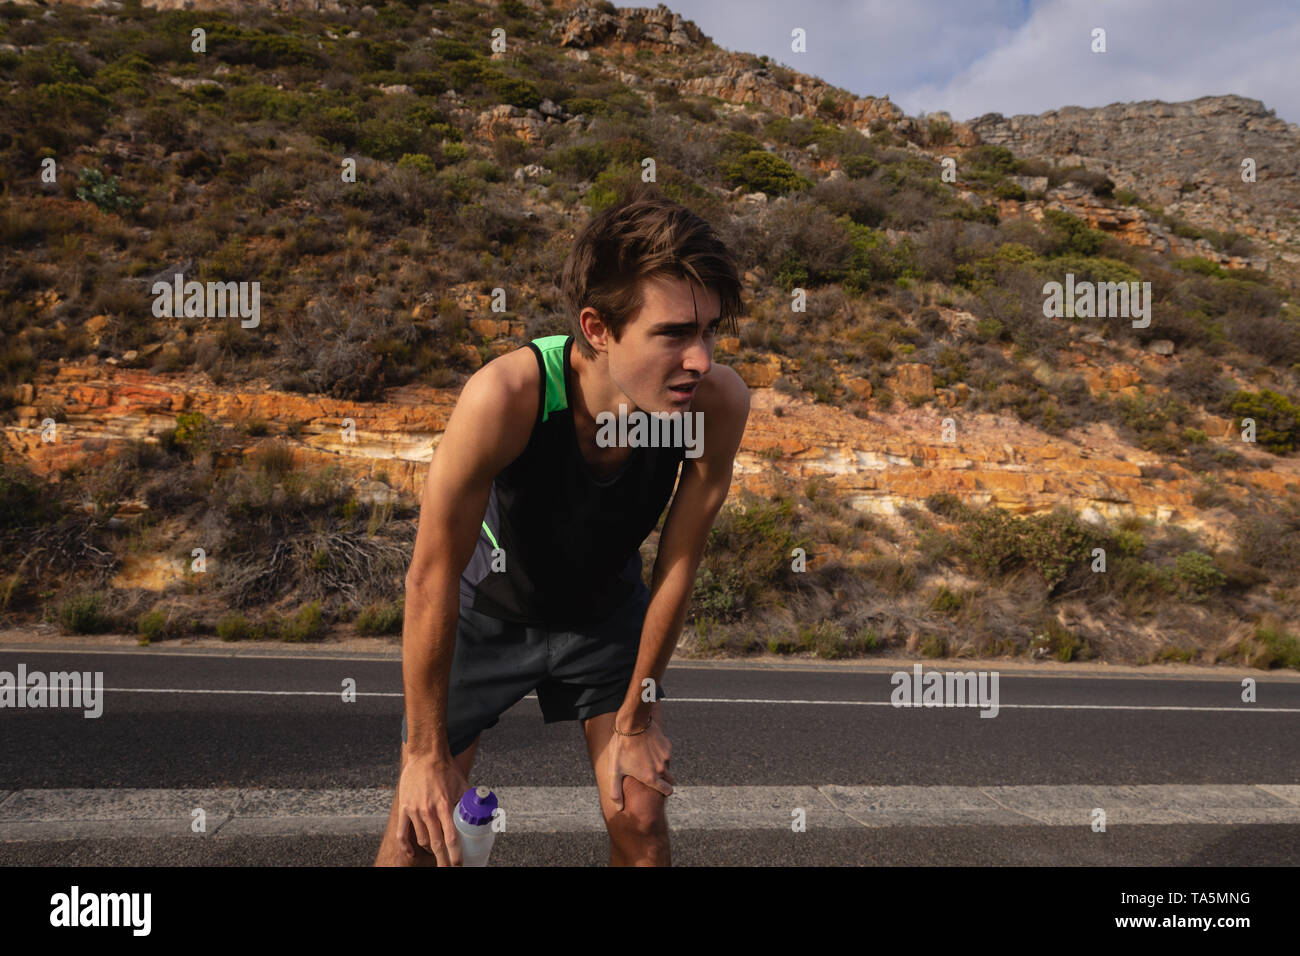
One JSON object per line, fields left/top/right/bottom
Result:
{"left": 458, "top": 334, "right": 685, "bottom": 628}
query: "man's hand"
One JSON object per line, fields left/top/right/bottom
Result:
{"left": 397, "top": 748, "right": 471, "bottom": 866}
{"left": 607, "top": 700, "right": 674, "bottom": 812}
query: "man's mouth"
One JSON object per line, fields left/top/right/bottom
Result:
{"left": 668, "top": 382, "right": 698, "bottom": 400}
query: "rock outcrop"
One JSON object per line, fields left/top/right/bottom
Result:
{"left": 969, "top": 96, "right": 1300, "bottom": 284}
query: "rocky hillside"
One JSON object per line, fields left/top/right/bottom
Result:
{"left": 969, "top": 95, "right": 1300, "bottom": 287}
{"left": 1, "top": 0, "right": 1298, "bottom": 667}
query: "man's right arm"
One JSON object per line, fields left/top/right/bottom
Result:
{"left": 401, "top": 352, "right": 535, "bottom": 760}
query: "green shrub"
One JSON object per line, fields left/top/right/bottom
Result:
{"left": 767, "top": 633, "right": 799, "bottom": 655}
{"left": 1228, "top": 389, "right": 1300, "bottom": 454}
{"left": 1113, "top": 529, "right": 1145, "bottom": 557}
{"left": 356, "top": 598, "right": 403, "bottom": 635}
{"left": 1112, "top": 556, "right": 1177, "bottom": 607}
{"left": 0, "top": 459, "right": 57, "bottom": 531}
{"left": 919, "top": 633, "right": 947, "bottom": 658}
{"left": 136, "top": 609, "right": 166, "bottom": 644}
{"left": 433, "top": 38, "right": 480, "bottom": 62}
{"left": 173, "top": 411, "right": 217, "bottom": 455}
{"left": 690, "top": 492, "right": 805, "bottom": 623}
{"left": 1174, "top": 256, "right": 1229, "bottom": 279}
{"left": 93, "top": 52, "right": 152, "bottom": 98}
{"left": 73, "top": 167, "right": 138, "bottom": 214}
{"left": 1040, "top": 253, "right": 1143, "bottom": 287}
{"left": 842, "top": 154, "right": 879, "bottom": 179}
{"left": 305, "top": 105, "right": 359, "bottom": 146}
{"left": 1251, "top": 623, "right": 1300, "bottom": 670}
{"left": 949, "top": 203, "right": 999, "bottom": 226}
{"left": 1042, "top": 209, "right": 1106, "bottom": 257}
{"left": 1172, "top": 550, "right": 1227, "bottom": 602}
{"left": 482, "top": 69, "right": 542, "bottom": 110}
{"left": 717, "top": 130, "right": 763, "bottom": 157}
{"left": 562, "top": 96, "right": 609, "bottom": 118}
{"left": 228, "top": 83, "right": 308, "bottom": 123}
{"left": 764, "top": 115, "right": 824, "bottom": 148}
{"left": 206, "top": 25, "right": 326, "bottom": 69}
{"left": 852, "top": 628, "right": 881, "bottom": 654}
{"left": 807, "top": 620, "right": 848, "bottom": 659}
{"left": 842, "top": 219, "right": 916, "bottom": 291}
{"left": 931, "top": 586, "right": 965, "bottom": 614}
{"left": 957, "top": 506, "right": 1100, "bottom": 592}
{"left": 1032, "top": 616, "right": 1090, "bottom": 661}
{"left": 993, "top": 179, "right": 1026, "bottom": 200}
{"left": 35, "top": 82, "right": 113, "bottom": 130}
{"left": 357, "top": 116, "right": 427, "bottom": 161}
{"left": 721, "top": 149, "right": 810, "bottom": 196}
{"left": 964, "top": 145, "right": 1019, "bottom": 179}
{"left": 398, "top": 153, "right": 438, "bottom": 177}
{"left": 546, "top": 142, "right": 612, "bottom": 181}
{"left": 448, "top": 59, "right": 486, "bottom": 90}
{"left": 216, "top": 612, "right": 253, "bottom": 641}
{"left": 376, "top": 2, "right": 413, "bottom": 27}
{"left": 56, "top": 592, "right": 112, "bottom": 634}
{"left": 280, "top": 600, "right": 325, "bottom": 642}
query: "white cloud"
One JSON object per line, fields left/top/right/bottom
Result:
{"left": 655, "top": 0, "right": 1300, "bottom": 125}
{"left": 885, "top": 0, "right": 1300, "bottom": 123}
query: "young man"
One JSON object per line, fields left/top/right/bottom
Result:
{"left": 374, "top": 188, "right": 750, "bottom": 867}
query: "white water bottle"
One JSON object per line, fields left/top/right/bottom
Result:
{"left": 452, "top": 785, "right": 499, "bottom": 867}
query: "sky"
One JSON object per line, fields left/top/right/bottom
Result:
{"left": 635, "top": 0, "right": 1300, "bottom": 126}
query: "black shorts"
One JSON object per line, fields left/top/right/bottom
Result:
{"left": 400, "top": 584, "right": 668, "bottom": 757}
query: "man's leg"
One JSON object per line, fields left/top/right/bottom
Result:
{"left": 582, "top": 711, "right": 670, "bottom": 866}
{"left": 373, "top": 734, "right": 480, "bottom": 867}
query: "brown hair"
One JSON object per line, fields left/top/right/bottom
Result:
{"left": 559, "top": 184, "right": 743, "bottom": 359}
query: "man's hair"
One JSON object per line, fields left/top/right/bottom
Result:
{"left": 559, "top": 185, "right": 743, "bottom": 359}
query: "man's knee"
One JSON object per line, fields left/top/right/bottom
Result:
{"left": 605, "top": 775, "right": 669, "bottom": 840}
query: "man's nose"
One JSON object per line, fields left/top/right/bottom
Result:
{"left": 683, "top": 335, "right": 712, "bottom": 376}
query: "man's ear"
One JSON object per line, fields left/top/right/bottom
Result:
{"left": 580, "top": 307, "right": 609, "bottom": 352}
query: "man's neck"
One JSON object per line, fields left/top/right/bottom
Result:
{"left": 570, "top": 343, "right": 635, "bottom": 437}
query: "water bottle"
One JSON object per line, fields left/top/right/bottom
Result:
{"left": 452, "top": 785, "right": 499, "bottom": 867}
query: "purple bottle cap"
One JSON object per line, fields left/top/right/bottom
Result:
{"left": 458, "top": 785, "right": 498, "bottom": 826}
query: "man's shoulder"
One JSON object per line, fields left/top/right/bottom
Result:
{"left": 456, "top": 344, "right": 543, "bottom": 454}
{"left": 476, "top": 342, "right": 542, "bottom": 401}
{"left": 695, "top": 362, "right": 750, "bottom": 419}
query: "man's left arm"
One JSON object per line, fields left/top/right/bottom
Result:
{"left": 615, "top": 365, "right": 751, "bottom": 740}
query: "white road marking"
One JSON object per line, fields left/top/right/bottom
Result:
{"left": 3, "top": 785, "right": 1298, "bottom": 838}
{"left": 35, "top": 688, "right": 1300, "bottom": 713}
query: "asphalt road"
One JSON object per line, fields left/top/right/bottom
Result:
{"left": 2, "top": 645, "right": 1298, "bottom": 865}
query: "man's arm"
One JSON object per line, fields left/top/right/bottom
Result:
{"left": 403, "top": 352, "right": 536, "bottom": 756}
{"left": 394, "top": 351, "right": 537, "bottom": 863}
{"left": 615, "top": 363, "right": 751, "bottom": 732}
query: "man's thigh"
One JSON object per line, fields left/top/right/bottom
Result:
{"left": 537, "top": 585, "right": 667, "bottom": 724}
{"left": 401, "top": 601, "right": 547, "bottom": 755}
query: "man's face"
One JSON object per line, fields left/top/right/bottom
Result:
{"left": 601, "top": 274, "right": 722, "bottom": 414}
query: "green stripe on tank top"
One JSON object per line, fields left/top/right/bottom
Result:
{"left": 480, "top": 521, "right": 499, "bottom": 550}
{"left": 532, "top": 334, "right": 570, "bottom": 422}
